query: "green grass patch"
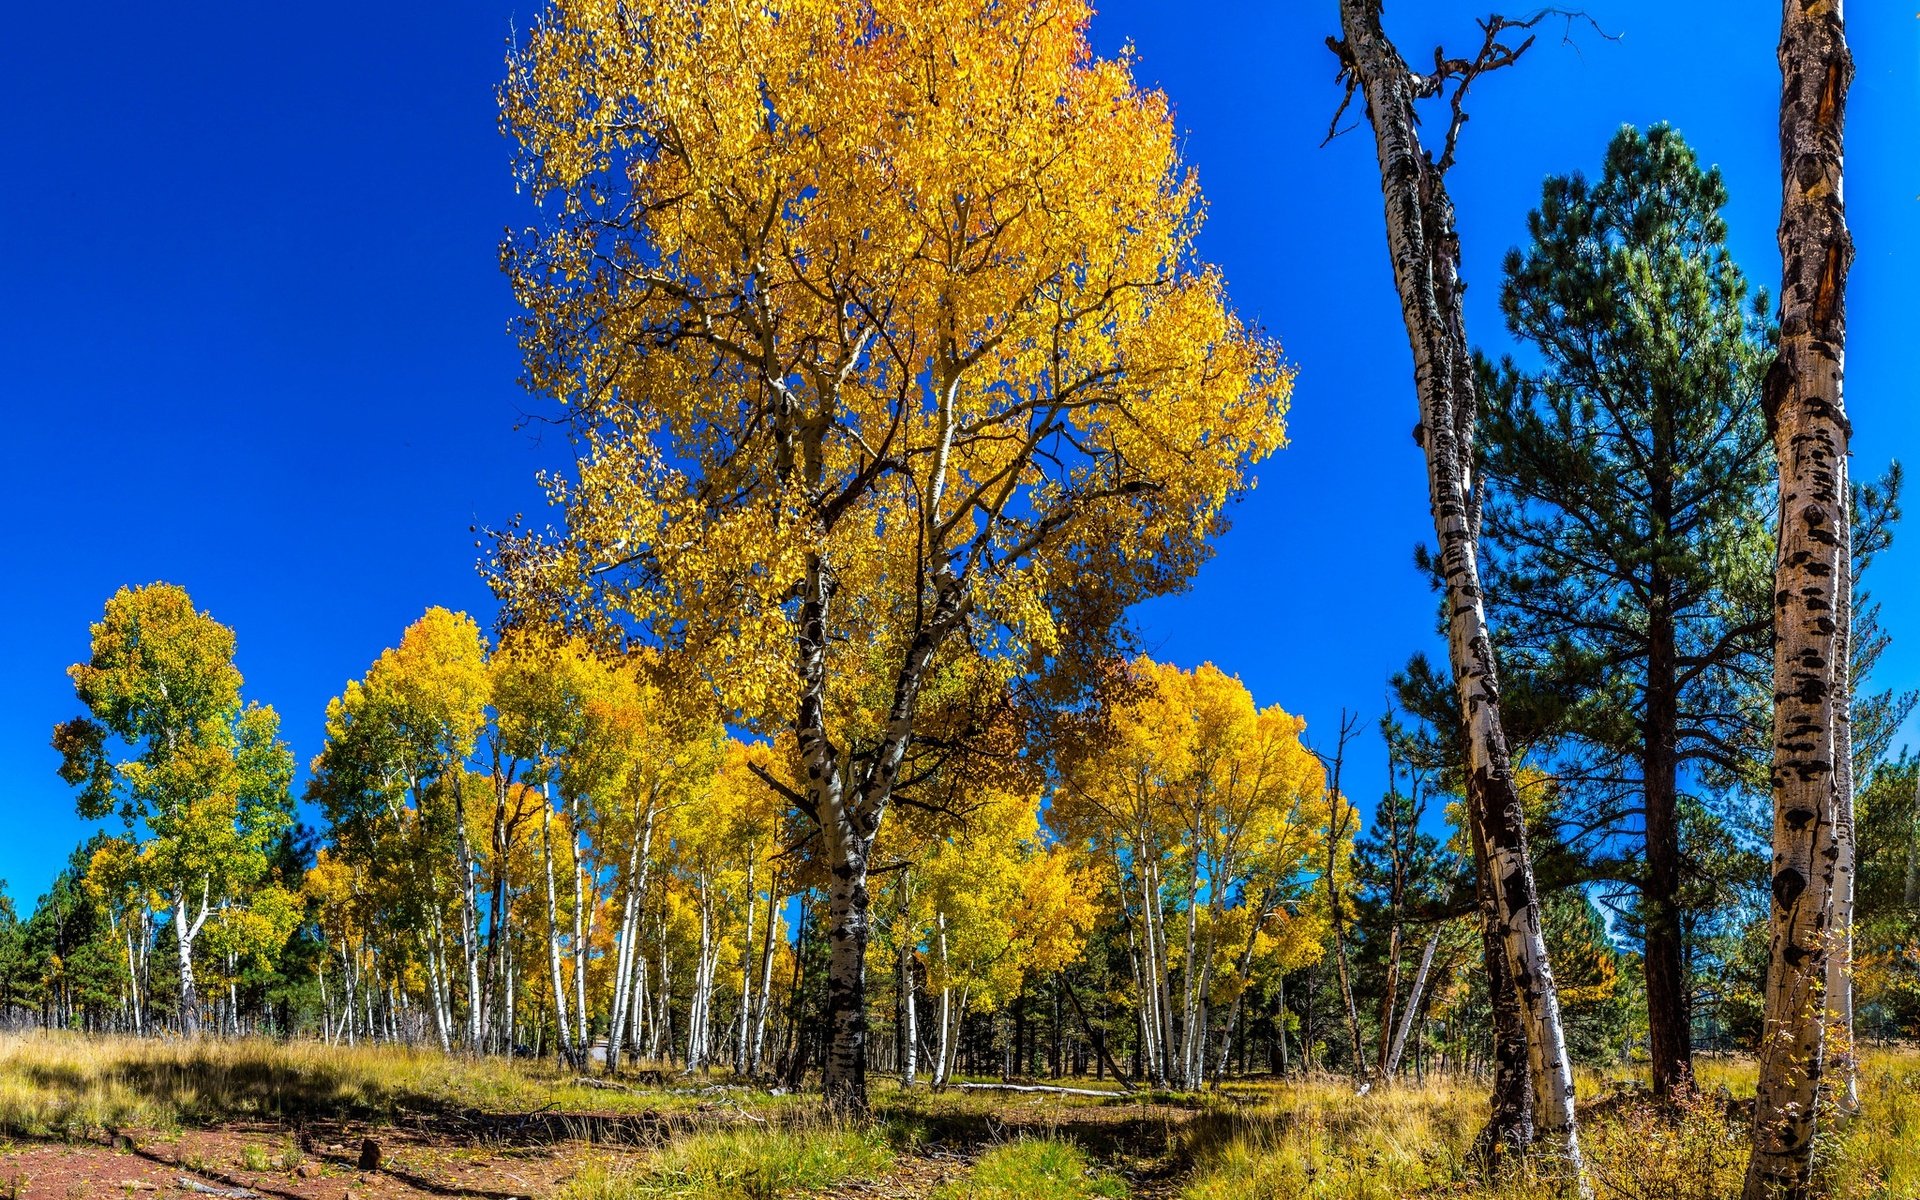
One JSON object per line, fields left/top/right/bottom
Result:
{"left": 934, "top": 1139, "right": 1126, "bottom": 1200}
{"left": 561, "top": 1125, "right": 895, "bottom": 1199}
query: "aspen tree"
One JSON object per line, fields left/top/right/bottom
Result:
{"left": 1328, "top": 4, "right": 1586, "bottom": 1183}
{"left": 501, "top": 0, "right": 1288, "bottom": 1111}
{"left": 54, "top": 584, "right": 295, "bottom": 1037}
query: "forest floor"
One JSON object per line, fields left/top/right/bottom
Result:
{"left": 0, "top": 1035, "right": 1915, "bottom": 1200}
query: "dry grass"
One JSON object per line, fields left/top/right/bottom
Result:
{"left": 558, "top": 1125, "right": 897, "bottom": 1199}
{"left": 931, "top": 1138, "right": 1128, "bottom": 1199}
{"left": 0, "top": 1033, "right": 1911, "bottom": 1199}
{"left": 0, "top": 1031, "right": 793, "bottom": 1140}
{"left": 1177, "top": 1053, "right": 1920, "bottom": 1200}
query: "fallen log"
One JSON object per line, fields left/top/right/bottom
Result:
{"left": 176, "top": 1181, "right": 260, "bottom": 1199}
{"left": 952, "top": 1082, "right": 1126, "bottom": 1099}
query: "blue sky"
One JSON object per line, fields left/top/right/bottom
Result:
{"left": 2, "top": 3, "right": 1914, "bottom": 907}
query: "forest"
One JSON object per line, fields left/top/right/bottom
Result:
{"left": 1, "top": 1, "right": 1914, "bottom": 1199}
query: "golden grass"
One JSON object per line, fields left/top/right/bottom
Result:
{"left": 932, "top": 1138, "right": 1129, "bottom": 1199}
{"left": 1177, "top": 1053, "right": 1920, "bottom": 1200}
{"left": 0, "top": 1032, "right": 1911, "bottom": 1199}
{"left": 558, "top": 1125, "right": 896, "bottom": 1199}
{"left": 0, "top": 1031, "right": 794, "bottom": 1139}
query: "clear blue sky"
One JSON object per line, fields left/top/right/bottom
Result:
{"left": 3, "top": 3, "right": 1914, "bottom": 908}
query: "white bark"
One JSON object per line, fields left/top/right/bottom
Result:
{"left": 541, "top": 793, "right": 575, "bottom": 1065}
{"left": 1384, "top": 928, "right": 1440, "bottom": 1080}
{"left": 734, "top": 857, "right": 757, "bottom": 1072}
{"left": 1332, "top": 2, "right": 1584, "bottom": 1182}
{"left": 569, "top": 794, "right": 592, "bottom": 1068}
{"left": 750, "top": 887, "right": 780, "bottom": 1074}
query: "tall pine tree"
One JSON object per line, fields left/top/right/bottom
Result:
{"left": 1477, "top": 125, "right": 1774, "bottom": 1098}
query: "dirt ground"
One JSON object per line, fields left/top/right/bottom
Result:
{"left": 0, "top": 1064, "right": 1207, "bottom": 1200}
{"left": 0, "top": 1119, "right": 1001, "bottom": 1200}
{"left": 0, "top": 1121, "right": 583, "bottom": 1200}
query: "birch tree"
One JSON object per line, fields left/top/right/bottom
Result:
{"left": 308, "top": 608, "right": 493, "bottom": 1051}
{"left": 53, "top": 583, "right": 295, "bottom": 1037}
{"left": 1327, "top": 4, "right": 1585, "bottom": 1181}
{"left": 1746, "top": 0, "right": 1855, "bottom": 1194}
{"left": 500, "top": 0, "right": 1289, "bottom": 1112}
{"left": 1054, "top": 658, "right": 1329, "bottom": 1090}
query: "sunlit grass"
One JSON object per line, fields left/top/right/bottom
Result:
{"left": 1, "top": 1031, "right": 1911, "bottom": 1199}
{"left": 1177, "top": 1053, "right": 1920, "bottom": 1200}
{"left": 0, "top": 1031, "right": 793, "bottom": 1139}
{"left": 559, "top": 1125, "right": 896, "bottom": 1199}
{"left": 933, "top": 1138, "right": 1127, "bottom": 1199}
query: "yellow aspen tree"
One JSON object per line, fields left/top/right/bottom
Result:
{"left": 499, "top": 0, "right": 1289, "bottom": 1111}
{"left": 1053, "top": 658, "right": 1328, "bottom": 1090}
{"left": 310, "top": 608, "right": 492, "bottom": 1052}
{"left": 54, "top": 583, "right": 296, "bottom": 1038}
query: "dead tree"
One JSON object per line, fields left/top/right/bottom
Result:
{"left": 1746, "top": 0, "right": 1855, "bottom": 1195}
{"left": 1327, "top": 3, "right": 1589, "bottom": 1186}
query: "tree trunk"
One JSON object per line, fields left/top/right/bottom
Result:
{"left": 751, "top": 886, "right": 780, "bottom": 1074}
{"left": 607, "top": 797, "right": 656, "bottom": 1074}
{"left": 1375, "top": 916, "right": 1403, "bottom": 1075}
{"left": 1275, "top": 973, "right": 1289, "bottom": 1076}
{"left": 570, "top": 795, "right": 592, "bottom": 1070}
{"left": 1826, "top": 552, "right": 1858, "bottom": 1117}
{"left": 540, "top": 796, "right": 574, "bottom": 1066}
{"left": 735, "top": 858, "right": 758, "bottom": 1073}
{"left": 452, "top": 783, "right": 484, "bottom": 1051}
{"left": 173, "top": 888, "right": 202, "bottom": 1037}
{"left": 1471, "top": 808, "right": 1535, "bottom": 1164}
{"left": 802, "top": 552, "right": 963, "bottom": 1112}
{"left": 1333, "top": 2, "right": 1583, "bottom": 1182}
{"left": 821, "top": 812, "right": 873, "bottom": 1109}
{"left": 933, "top": 913, "right": 953, "bottom": 1088}
{"left": 898, "top": 874, "right": 918, "bottom": 1087}
{"left": 1383, "top": 927, "right": 1440, "bottom": 1080}
{"left": 1746, "top": 1, "right": 1853, "bottom": 1196}
{"left": 1644, "top": 601, "right": 1695, "bottom": 1098}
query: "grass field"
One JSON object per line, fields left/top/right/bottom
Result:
{"left": 0, "top": 1033, "right": 1912, "bottom": 1199}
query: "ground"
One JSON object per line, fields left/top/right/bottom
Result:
{"left": 0, "top": 1036, "right": 1913, "bottom": 1199}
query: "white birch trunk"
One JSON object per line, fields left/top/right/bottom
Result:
{"left": 932, "top": 913, "right": 953, "bottom": 1088}
{"left": 750, "top": 887, "right": 779, "bottom": 1074}
{"left": 735, "top": 857, "right": 757, "bottom": 1073}
{"left": 1332, "top": 3, "right": 1584, "bottom": 1182}
{"left": 540, "top": 795, "right": 574, "bottom": 1065}
{"left": 452, "top": 789, "right": 484, "bottom": 1051}
{"left": 1384, "top": 928, "right": 1440, "bottom": 1080}
{"left": 570, "top": 794, "right": 592, "bottom": 1067}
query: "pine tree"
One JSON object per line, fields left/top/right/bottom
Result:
{"left": 1476, "top": 124, "right": 1775, "bottom": 1098}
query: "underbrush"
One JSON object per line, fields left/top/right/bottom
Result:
{"left": 1177, "top": 1075, "right": 1483, "bottom": 1200}
{"left": 1, "top": 1032, "right": 1911, "bottom": 1199}
{"left": 1177, "top": 1053, "right": 1920, "bottom": 1200}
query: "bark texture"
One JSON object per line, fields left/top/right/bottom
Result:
{"left": 1642, "top": 617, "right": 1694, "bottom": 1098}
{"left": 1332, "top": 1, "right": 1583, "bottom": 1181}
{"left": 1747, "top": 2, "right": 1854, "bottom": 1193}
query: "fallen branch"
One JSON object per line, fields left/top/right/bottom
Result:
{"left": 176, "top": 1181, "right": 260, "bottom": 1199}
{"left": 572, "top": 1076, "right": 639, "bottom": 1093}
{"left": 953, "top": 1082, "right": 1125, "bottom": 1099}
